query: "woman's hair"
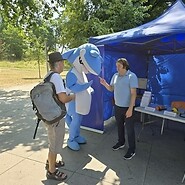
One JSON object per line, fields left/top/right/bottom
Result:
{"left": 116, "top": 58, "right": 130, "bottom": 70}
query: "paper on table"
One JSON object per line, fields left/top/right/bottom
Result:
{"left": 140, "top": 91, "right": 151, "bottom": 107}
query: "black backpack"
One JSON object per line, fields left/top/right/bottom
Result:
{"left": 30, "top": 72, "right": 66, "bottom": 139}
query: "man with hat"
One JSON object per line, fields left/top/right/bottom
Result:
{"left": 44, "top": 52, "right": 74, "bottom": 181}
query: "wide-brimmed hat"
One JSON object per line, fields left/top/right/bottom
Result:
{"left": 48, "top": 52, "right": 64, "bottom": 63}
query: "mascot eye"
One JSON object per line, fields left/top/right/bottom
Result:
{"left": 79, "top": 57, "right": 83, "bottom": 65}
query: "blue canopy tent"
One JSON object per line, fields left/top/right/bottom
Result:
{"left": 81, "top": 0, "right": 185, "bottom": 133}
{"left": 89, "top": 0, "right": 185, "bottom": 56}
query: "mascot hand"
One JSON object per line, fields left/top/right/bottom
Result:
{"left": 69, "top": 80, "right": 93, "bottom": 93}
{"left": 80, "top": 80, "right": 93, "bottom": 90}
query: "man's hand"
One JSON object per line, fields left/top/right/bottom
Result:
{"left": 99, "top": 77, "right": 107, "bottom": 86}
{"left": 126, "top": 108, "right": 133, "bottom": 118}
{"left": 99, "top": 77, "right": 114, "bottom": 92}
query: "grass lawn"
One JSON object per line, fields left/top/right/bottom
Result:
{"left": 0, "top": 60, "right": 68, "bottom": 89}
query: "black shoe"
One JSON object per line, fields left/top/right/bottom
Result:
{"left": 123, "top": 151, "right": 135, "bottom": 160}
{"left": 112, "top": 142, "right": 125, "bottom": 151}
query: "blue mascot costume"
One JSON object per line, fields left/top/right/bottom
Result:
{"left": 62, "top": 43, "right": 102, "bottom": 151}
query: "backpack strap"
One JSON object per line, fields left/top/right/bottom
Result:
{"left": 33, "top": 118, "right": 41, "bottom": 139}
{"left": 43, "top": 71, "right": 66, "bottom": 122}
{"left": 44, "top": 71, "right": 55, "bottom": 82}
{"left": 43, "top": 71, "right": 66, "bottom": 113}
{"left": 44, "top": 72, "right": 58, "bottom": 97}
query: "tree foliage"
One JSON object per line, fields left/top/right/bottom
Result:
{"left": 1, "top": 0, "right": 184, "bottom": 60}
{"left": 143, "top": 0, "right": 185, "bottom": 22}
{"left": 57, "top": 0, "right": 150, "bottom": 48}
{"left": 0, "top": 0, "right": 67, "bottom": 28}
{"left": 0, "top": 23, "right": 26, "bottom": 60}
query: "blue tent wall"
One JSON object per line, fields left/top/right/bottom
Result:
{"left": 81, "top": 47, "right": 148, "bottom": 132}
{"left": 82, "top": 0, "right": 185, "bottom": 132}
{"left": 147, "top": 53, "right": 185, "bottom": 106}
{"left": 81, "top": 46, "right": 104, "bottom": 132}
{"left": 81, "top": 74, "right": 104, "bottom": 132}
{"left": 82, "top": 49, "right": 185, "bottom": 132}
{"left": 100, "top": 48, "right": 148, "bottom": 120}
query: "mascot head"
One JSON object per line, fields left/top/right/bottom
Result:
{"left": 62, "top": 43, "right": 102, "bottom": 75}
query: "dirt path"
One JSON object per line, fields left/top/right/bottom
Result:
{"left": 0, "top": 83, "right": 39, "bottom": 92}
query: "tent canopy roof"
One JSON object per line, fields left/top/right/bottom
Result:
{"left": 89, "top": 0, "right": 185, "bottom": 55}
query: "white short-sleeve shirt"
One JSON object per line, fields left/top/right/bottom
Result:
{"left": 45, "top": 72, "right": 66, "bottom": 94}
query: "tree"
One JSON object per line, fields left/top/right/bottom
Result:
{"left": 0, "top": 23, "right": 26, "bottom": 60}
{"left": 1, "top": 0, "right": 184, "bottom": 57}
{"left": 56, "top": 0, "right": 185, "bottom": 48}
{"left": 57, "top": 0, "right": 150, "bottom": 48}
{"left": 0, "top": 0, "right": 67, "bottom": 29}
{"left": 88, "top": 0, "right": 150, "bottom": 32}
{"left": 56, "top": 0, "right": 89, "bottom": 48}
{"left": 142, "top": 0, "right": 185, "bottom": 22}
{"left": 26, "top": 19, "right": 59, "bottom": 76}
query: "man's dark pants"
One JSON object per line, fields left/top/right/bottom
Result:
{"left": 114, "top": 105, "right": 136, "bottom": 152}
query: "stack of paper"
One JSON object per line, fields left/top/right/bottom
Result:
{"left": 140, "top": 91, "right": 152, "bottom": 107}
